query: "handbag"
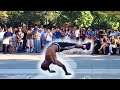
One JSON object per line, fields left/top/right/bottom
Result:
{"left": 43, "top": 34, "right": 48, "bottom": 41}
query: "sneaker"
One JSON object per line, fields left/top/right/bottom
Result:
{"left": 111, "top": 50, "right": 113, "bottom": 53}
{"left": 108, "top": 53, "right": 111, "bottom": 55}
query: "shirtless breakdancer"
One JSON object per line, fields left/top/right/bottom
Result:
{"left": 41, "top": 42, "right": 91, "bottom": 75}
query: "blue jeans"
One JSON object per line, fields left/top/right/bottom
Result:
{"left": 33, "top": 38, "right": 41, "bottom": 53}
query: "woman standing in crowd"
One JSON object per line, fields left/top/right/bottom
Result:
{"left": 63, "top": 27, "right": 69, "bottom": 42}
{"left": 44, "top": 28, "right": 53, "bottom": 46}
{"left": 51, "top": 28, "right": 56, "bottom": 42}
{"left": 94, "top": 29, "right": 100, "bottom": 39}
{"left": 12, "top": 28, "right": 17, "bottom": 53}
{"left": 9, "top": 27, "right": 14, "bottom": 53}
{"left": 22, "top": 26, "right": 27, "bottom": 53}
{"left": 81, "top": 28, "right": 87, "bottom": 41}
{"left": 16, "top": 27, "right": 24, "bottom": 53}
{"left": 26, "top": 26, "right": 34, "bottom": 53}
{"left": 33, "top": 28, "right": 41, "bottom": 53}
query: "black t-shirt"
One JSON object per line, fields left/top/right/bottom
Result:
{"left": 99, "top": 31, "right": 103, "bottom": 38}
{"left": 94, "top": 39, "right": 101, "bottom": 47}
{"left": 52, "top": 42, "right": 76, "bottom": 52}
{"left": 23, "top": 31, "right": 27, "bottom": 40}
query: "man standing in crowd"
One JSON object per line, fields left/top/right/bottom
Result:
{"left": 54, "top": 27, "right": 63, "bottom": 42}
{"left": 74, "top": 26, "right": 80, "bottom": 43}
{"left": 26, "top": 26, "right": 34, "bottom": 53}
{"left": 2, "top": 28, "right": 13, "bottom": 54}
{"left": 40, "top": 28, "right": 48, "bottom": 50}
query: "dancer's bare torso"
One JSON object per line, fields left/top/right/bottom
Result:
{"left": 45, "top": 45, "right": 58, "bottom": 63}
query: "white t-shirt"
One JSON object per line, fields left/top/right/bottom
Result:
{"left": 46, "top": 32, "right": 53, "bottom": 41}
{"left": 75, "top": 29, "right": 80, "bottom": 37}
{"left": 3, "top": 38, "right": 9, "bottom": 44}
{"left": 13, "top": 34, "right": 16, "bottom": 41}
{"left": 110, "top": 32, "right": 116, "bottom": 37}
{"left": 0, "top": 32, "right": 5, "bottom": 41}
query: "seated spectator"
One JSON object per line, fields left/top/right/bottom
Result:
{"left": 116, "top": 35, "right": 120, "bottom": 54}
{"left": 108, "top": 36, "right": 117, "bottom": 55}
{"left": 92, "top": 37, "right": 101, "bottom": 54}
{"left": 98, "top": 36, "right": 109, "bottom": 55}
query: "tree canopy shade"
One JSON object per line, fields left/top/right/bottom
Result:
{"left": 0, "top": 11, "right": 120, "bottom": 30}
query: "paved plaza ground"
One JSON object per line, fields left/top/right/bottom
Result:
{"left": 0, "top": 53, "right": 120, "bottom": 79}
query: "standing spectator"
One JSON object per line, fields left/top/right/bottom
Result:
{"left": 68, "top": 30, "right": 75, "bottom": 42}
{"left": 33, "top": 25, "right": 39, "bottom": 34}
{"left": 44, "top": 28, "right": 53, "bottom": 46}
{"left": 26, "top": 27, "right": 34, "bottom": 53}
{"left": 16, "top": 27, "right": 24, "bottom": 53}
{"left": 95, "top": 29, "right": 100, "bottom": 39}
{"left": 2, "top": 28, "right": 13, "bottom": 54}
{"left": 87, "top": 29, "right": 94, "bottom": 39}
{"left": 63, "top": 27, "right": 69, "bottom": 42}
{"left": 12, "top": 28, "right": 17, "bottom": 53}
{"left": 54, "top": 27, "right": 63, "bottom": 42}
{"left": 33, "top": 28, "right": 41, "bottom": 53}
{"left": 81, "top": 28, "right": 87, "bottom": 41}
{"left": 40, "top": 28, "right": 48, "bottom": 50}
{"left": 8, "top": 27, "right": 14, "bottom": 53}
{"left": 22, "top": 26, "right": 27, "bottom": 53}
{"left": 99, "top": 29, "right": 104, "bottom": 40}
{"left": 51, "top": 28, "right": 56, "bottom": 42}
{"left": 74, "top": 26, "right": 80, "bottom": 43}
{"left": 0, "top": 27, "right": 5, "bottom": 52}
{"left": 61, "top": 27, "right": 68, "bottom": 42}
{"left": 109, "top": 30, "right": 116, "bottom": 38}
{"left": 102, "top": 30, "right": 108, "bottom": 38}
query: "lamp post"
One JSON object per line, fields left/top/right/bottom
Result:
{"left": 44, "top": 11, "right": 48, "bottom": 27}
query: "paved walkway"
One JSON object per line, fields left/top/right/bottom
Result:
{"left": 0, "top": 53, "right": 120, "bottom": 60}
{"left": 0, "top": 53, "right": 120, "bottom": 79}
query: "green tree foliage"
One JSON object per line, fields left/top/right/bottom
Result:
{"left": 0, "top": 11, "right": 8, "bottom": 24}
{"left": 0, "top": 11, "right": 120, "bottom": 30}
{"left": 73, "top": 11, "right": 94, "bottom": 28}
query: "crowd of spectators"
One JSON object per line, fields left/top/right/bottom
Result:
{"left": 0, "top": 24, "right": 120, "bottom": 55}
